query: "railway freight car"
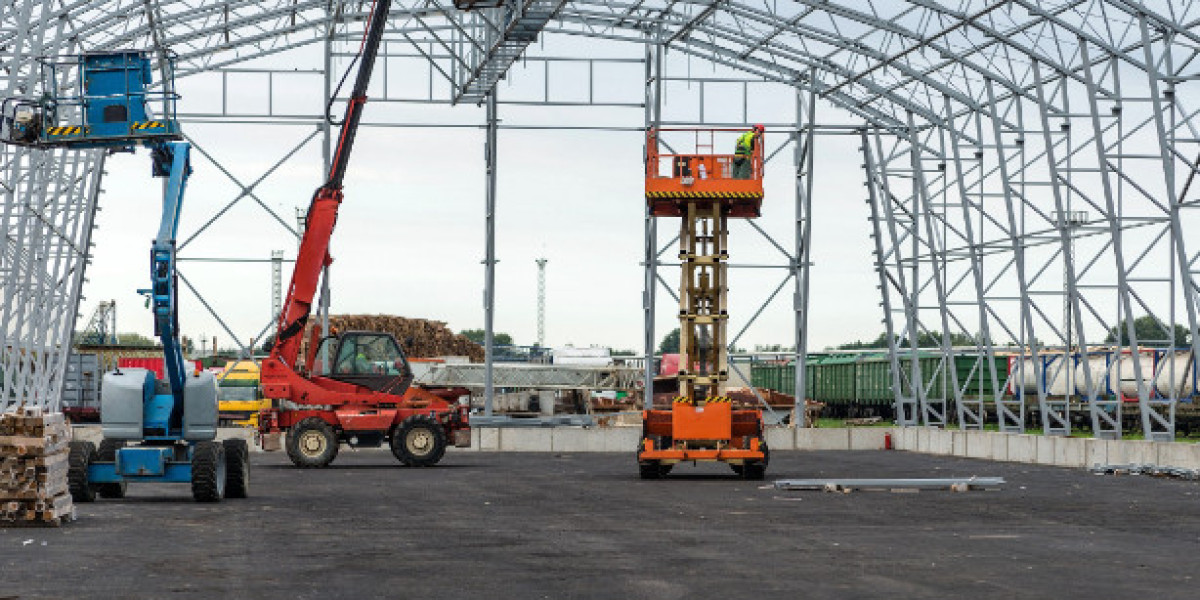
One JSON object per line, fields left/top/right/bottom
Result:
{"left": 751, "top": 352, "right": 1009, "bottom": 420}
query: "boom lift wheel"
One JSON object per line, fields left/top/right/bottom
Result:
{"left": 391, "top": 415, "right": 447, "bottom": 467}
{"left": 95, "top": 439, "right": 127, "bottom": 498}
{"left": 286, "top": 417, "right": 339, "bottom": 468}
{"left": 191, "top": 441, "right": 226, "bottom": 502}
{"left": 222, "top": 438, "right": 250, "bottom": 498}
{"left": 67, "top": 441, "right": 97, "bottom": 503}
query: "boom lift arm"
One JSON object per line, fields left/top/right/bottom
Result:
{"left": 271, "top": 0, "right": 390, "bottom": 367}
{"left": 140, "top": 141, "right": 192, "bottom": 413}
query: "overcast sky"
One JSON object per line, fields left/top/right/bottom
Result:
{"left": 79, "top": 36, "right": 912, "bottom": 355}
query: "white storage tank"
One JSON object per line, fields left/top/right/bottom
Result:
{"left": 1012, "top": 353, "right": 1073, "bottom": 395}
{"left": 1074, "top": 353, "right": 1112, "bottom": 396}
{"left": 1153, "top": 350, "right": 1197, "bottom": 399}
{"left": 1107, "top": 351, "right": 1156, "bottom": 397}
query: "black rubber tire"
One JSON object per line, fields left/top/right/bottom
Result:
{"left": 741, "top": 440, "right": 770, "bottom": 481}
{"left": 222, "top": 438, "right": 250, "bottom": 499}
{"left": 67, "top": 441, "right": 96, "bottom": 503}
{"left": 638, "top": 461, "right": 662, "bottom": 479}
{"left": 391, "top": 416, "right": 448, "bottom": 467}
{"left": 95, "top": 439, "right": 127, "bottom": 499}
{"left": 285, "top": 417, "right": 339, "bottom": 468}
{"left": 191, "top": 441, "right": 226, "bottom": 502}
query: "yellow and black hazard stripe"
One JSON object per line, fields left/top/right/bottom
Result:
{"left": 45, "top": 126, "right": 87, "bottom": 136}
{"left": 673, "top": 396, "right": 691, "bottom": 404}
{"left": 646, "top": 191, "right": 764, "bottom": 199}
{"left": 704, "top": 396, "right": 732, "bottom": 404}
{"left": 131, "top": 121, "right": 166, "bottom": 130}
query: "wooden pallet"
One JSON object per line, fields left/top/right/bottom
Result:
{"left": 0, "top": 410, "right": 76, "bottom": 527}
{"left": 0, "top": 492, "right": 76, "bottom": 526}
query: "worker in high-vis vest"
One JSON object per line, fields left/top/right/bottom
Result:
{"left": 733, "top": 124, "right": 763, "bottom": 179}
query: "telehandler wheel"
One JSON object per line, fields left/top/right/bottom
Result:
{"left": 67, "top": 441, "right": 97, "bottom": 503}
{"left": 191, "top": 441, "right": 226, "bottom": 502}
{"left": 391, "top": 416, "right": 448, "bottom": 467}
{"left": 222, "top": 438, "right": 250, "bottom": 498}
{"left": 95, "top": 439, "right": 127, "bottom": 499}
{"left": 286, "top": 417, "right": 339, "bottom": 468}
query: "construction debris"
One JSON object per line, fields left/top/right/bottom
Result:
{"left": 1, "top": 408, "right": 76, "bottom": 526}
{"left": 328, "top": 314, "right": 484, "bottom": 362}
{"left": 774, "top": 477, "right": 1005, "bottom": 493}
{"left": 1090, "top": 464, "right": 1200, "bottom": 480}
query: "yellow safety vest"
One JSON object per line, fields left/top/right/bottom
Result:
{"left": 736, "top": 130, "right": 757, "bottom": 156}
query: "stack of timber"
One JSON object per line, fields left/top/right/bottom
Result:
{"left": 0, "top": 408, "right": 75, "bottom": 526}
{"left": 329, "top": 315, "right": 484, "bottom": 362}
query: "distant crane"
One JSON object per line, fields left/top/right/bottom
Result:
{"left": 536, "top": 257, "right": 548, "bottom": 347}
{"left": 79, "top": 300, "right": 118, "bottom": 345}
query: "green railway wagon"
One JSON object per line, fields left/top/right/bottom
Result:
{"left": 954, "top": 353, "right": 1009, "bottom": 399}
{"left": 817, "top": 354, "right": 858, "bottom": 404}
{"left": 750, "top": 362, "right": 789, "bottom": 396}
{"left": 854, "top": 353, "right": 892, "bottom": 405}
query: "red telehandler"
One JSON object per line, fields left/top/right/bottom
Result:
{"left": 257, "top": 0, "right": 470, "bottom": 468}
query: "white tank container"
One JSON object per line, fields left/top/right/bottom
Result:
{"left": 1012, "top": 354, "right": 1072, "bottom": 395}
{"left": 1154, "top": 350, "right": 1196, "bottom": 399}
{"left": 1074, "top": 353, "right": 1112, "bottom": 396}
{"left": 1107, "top": 352, "right": 1155, "bottom": 397}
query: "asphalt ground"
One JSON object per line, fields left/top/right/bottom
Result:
{"left": 3, "top": 448, "right": 1199, "bottom": 599}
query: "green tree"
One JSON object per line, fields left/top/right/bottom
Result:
{"left": 838, "top": 330, "right": 979, "bottom": 350}
{"left": 657, "top": 328, "right": 680, "bottom": 355}
{"left": 1105, "top": 315, "right": 1190, "bottom": 347}
{"left": 459, "top": 328, "right": 514, "bottom": 346}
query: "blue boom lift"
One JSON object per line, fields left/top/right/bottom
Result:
{"left": 1, "top": 50, "right": 248, "bottom": 502}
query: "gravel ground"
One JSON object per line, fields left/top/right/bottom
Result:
{"left": 3, "top": 448, "right": 1199, "bottom": 599}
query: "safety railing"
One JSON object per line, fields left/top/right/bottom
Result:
{"left": 645, "top": 127, "right": 764, "bottom": 183}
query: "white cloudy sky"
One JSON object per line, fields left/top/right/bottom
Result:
{"left": 80, "top": 35, "right": 897, "bottom": 355}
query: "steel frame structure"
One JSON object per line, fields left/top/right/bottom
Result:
{"left": 2, "top": 1, "right": 1198, "bottom": 444}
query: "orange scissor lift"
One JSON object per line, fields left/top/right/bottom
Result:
{"left": 639, "top": 127, "right": 769, "bottom": 479}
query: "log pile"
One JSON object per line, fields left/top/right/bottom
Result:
{"left": 0, "top": 408, "right": 76, "bottom": 526}
{"left": 328, "top": 315, "right": 484, "bottom": 362}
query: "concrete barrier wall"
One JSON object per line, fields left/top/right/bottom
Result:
{"left": 890, "top": 427, "right": 1200, "bottom": 471}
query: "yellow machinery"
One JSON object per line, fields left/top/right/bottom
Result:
{"left": 216, "top": 360, "right": 270, "bottom": 427}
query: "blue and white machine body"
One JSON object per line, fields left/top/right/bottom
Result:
{"left": 93, "top": 140, "right": 220, "bottom": 484}
{"left": 4, "top": 49, "right": 242, "bottom": 502}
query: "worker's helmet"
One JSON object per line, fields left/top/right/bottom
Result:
{"left": 753, "top": 124, "right": 765, "bottom": 133}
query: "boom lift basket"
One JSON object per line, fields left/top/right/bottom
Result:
{"left": 0, "top": 50, "right": 181, "bottom": 149}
